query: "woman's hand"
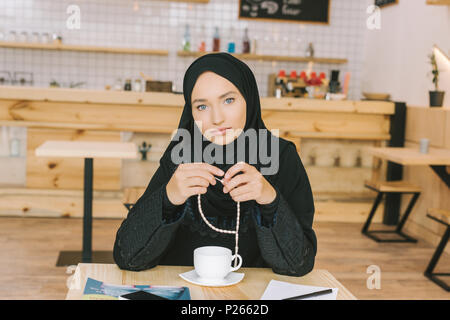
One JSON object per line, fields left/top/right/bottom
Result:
{"left": 166, "top": 163, "right": 224, "bottom": 205}
{"left": 222, "top": 162, "right": 276, "bottom": 205}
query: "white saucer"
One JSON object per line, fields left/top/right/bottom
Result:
{"left": 179, "top": 269, "right": 244, "bottom": 287}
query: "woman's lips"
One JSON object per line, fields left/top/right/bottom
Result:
{"left": 212, "top": 127, "right": 232, "bottom": 135}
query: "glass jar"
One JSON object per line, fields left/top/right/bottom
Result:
{"left": 133, "top": 79, "right": 142, "bottom": 92}
{"left": 114, "top": 78, "right": 123, "bottom": 91}
{"left": 18, "top": 31, "right": 28, "bottom": 42}
{"left": 40, "top": 32, "right": 50, "bottom": 44}
{"left": 6, "top": 31, "right": 17, "bottom": 42}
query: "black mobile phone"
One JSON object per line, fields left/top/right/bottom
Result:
{"left": 120, "top": 290, "right": 169, "bottom": 300}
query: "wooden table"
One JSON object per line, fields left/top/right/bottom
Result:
{"left": 66, "top": 263, "right": 357, "bottom": 300}
{"left": 35, "top": 141, "right": 138, "bottom": 266}
{"left": 364, "top": 147, "right": 450, "bottom": 188}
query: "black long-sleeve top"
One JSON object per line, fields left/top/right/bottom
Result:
{"left": 113, "top": 145, "right": 317, "bottom": 277}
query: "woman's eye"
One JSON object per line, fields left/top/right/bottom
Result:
{"left": 197, "top": 105, "right": 207, "bottom": 111}
{"left": 225, "top": 97, "right": 234, "bottom": 104}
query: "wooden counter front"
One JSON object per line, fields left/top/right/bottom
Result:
{"left": 0, "top": 85, "right": 394, "bottom": 139}
{"left": 0, "top": 86, "right": 394, "bottom": 220}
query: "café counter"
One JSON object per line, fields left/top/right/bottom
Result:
{"left": 0, "top": 85, "right": 394, "bottom": 220}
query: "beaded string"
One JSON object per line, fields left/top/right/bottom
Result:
{"left": 197, "top": 177, "right": 240, "bottom": 268}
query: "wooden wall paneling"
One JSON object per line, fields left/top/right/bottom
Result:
{"left": 405, "top": 106, "right": 446, "bottom": 147}
{"left": 445, "top": 109, "right": 450, "bottom": 149}
{"left": 0, "top": 188, "right": 126, "bottom": 218}
{"left": 262, "top": 111, "right": 390, "bottom": 137}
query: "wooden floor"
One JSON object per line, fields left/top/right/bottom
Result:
{"left": 0, "top": 216, "right": 449, "bottom": 300}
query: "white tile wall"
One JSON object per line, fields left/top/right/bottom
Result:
{"left": 0, "top": 0, "right": 369, "bottom": 99}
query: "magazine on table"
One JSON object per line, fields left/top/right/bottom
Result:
{"left": 82, "top": 277, "right": 191, "bottom": 300}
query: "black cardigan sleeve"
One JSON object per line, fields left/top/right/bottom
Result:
{"left": 252, "top": 142, "right": 317, "bottom": 277}
{"left": 113, "top": 166, "right": 186, "bottom": 271}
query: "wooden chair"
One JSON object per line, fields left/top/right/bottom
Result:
{"left": 424, "top": 208, "right": 450, "bottom": 291}
{"left": 122, "top": 187, "right": 146, "bottom": 211}
{"left": 361, "top": 180, "right": 421, "bottom": 243}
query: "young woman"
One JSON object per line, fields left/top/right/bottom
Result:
{"left": 113, "top": 52, "right": 317, "bottom": 277}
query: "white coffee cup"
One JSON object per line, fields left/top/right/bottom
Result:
{"left": 194, "top": 246, "right": 242, "bottom": 284}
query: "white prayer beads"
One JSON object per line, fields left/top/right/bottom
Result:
{"left": 197, "top": 177, "right": 241, "bottom": 267}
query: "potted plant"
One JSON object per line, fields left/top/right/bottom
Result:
{"left": 428, "top": 51, "right": 445, "bottom": 107}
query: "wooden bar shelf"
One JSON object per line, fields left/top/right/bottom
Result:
{"left": 0, "top": 41, "right": 169, "bottom": 56}
{"left": 426, "top": 0, "right": 450, "bottom": 5}
{"left": 177, "top": 50, "right": 348, "bottom": 64}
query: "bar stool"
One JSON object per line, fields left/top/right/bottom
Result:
{"left": 362, "top": 180, "right": 421, "bottom": 243}
{"left": 424, "top": 208, "right": 450, "bottom": 291}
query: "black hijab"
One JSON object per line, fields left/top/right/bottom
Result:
{"left": 158, "top": 52, "right": 292, "bottom": 217}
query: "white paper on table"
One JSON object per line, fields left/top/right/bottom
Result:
{"left": 260, "top": 280, "right": 338, "bottom": 300}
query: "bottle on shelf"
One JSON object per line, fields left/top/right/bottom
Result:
{"left": 124, "top": 79, "right": 132, "bottom": 91}
{"left": 182, "top": 24, "right": 191, "bottom": 52}
{"left": 305, "top": 42, "right": 314, "bottom": 58}
{"left": 289, "top": 70, "right": 297, "bottom": 81}
{"left": 299, "top": 71, "right": 307, "bottom": 81}
{"left": 198, "top": 24, "right": 206, "bottom": 52}
{"left": 227, "top": 26, "right": 236, "bottom": 53}
{"left": 297, "top": 70, "right": 308, "bottom": 95}
{"left": 287, "top": 70, "right": 297, "bottom": 93}
{"left": 212, "top": 26, "right": 220, "bottom": 52}
{"left": 242, "top": 27, "right": 250, "bottom": 54}
{"left": 275, "top": 70, "right": 288, "bottom": 96}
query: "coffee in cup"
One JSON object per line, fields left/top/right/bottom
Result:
{"left": 194, "top": 246, "right": 242, "bottom": 284}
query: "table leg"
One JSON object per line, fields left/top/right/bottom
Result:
{"left": 82, "top": 157, "right": 93, "bottom": 262}
{"left": 56, "top": 157, "right": 114, "bottom": 266}
{"left": 383, "top": 161, "right": 403, "bottom": 226}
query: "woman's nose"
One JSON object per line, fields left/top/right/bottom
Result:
{"left": 211, "top": 105, "right": 225, "bottom": 125}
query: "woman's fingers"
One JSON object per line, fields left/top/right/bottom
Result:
{"left": 223, "top": 161, "right": 248, "bottom": 183}
{"left": 223, "top": 173, "right": 249, "bottom": 193}
{"left": 232, "top": 190, "right": 254, "bottom": 202}
{"left": 185, "top": 177, "right": 210, "bottom": 188}
{"left": 186, "top": 186, "right": 207, "bottom": 197}
{"left": 186, "top": 162, "right": 224, "bottom": 177}
{"left": 184, "top": 169, "right": 217, "bottom": 186}
{"left": 229, "top": 183, "right": 253, "bottom": 198}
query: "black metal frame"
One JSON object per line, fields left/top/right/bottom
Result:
{"left": 383, "top": 102, "right": 406, "bottom": 226}
{"left": 362, "top": 184, "right": 420, "bottom": 243}
{"left": 56, "top": 158, "right": 114, "bottom": 266}
{"left": 424, "top": 213, "right": 450, "bottom": 291}
{"left": 430, "top": 165, "right": 450, "bottom": 189}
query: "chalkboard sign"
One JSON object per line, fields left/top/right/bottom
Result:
{"left": 239, "top": 0, "right": 330, "bottom": 25}
{"left": 374, "top": 0, "right": 398, "bottom": 8}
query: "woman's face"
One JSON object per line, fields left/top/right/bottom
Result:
{"left": 191, "top": 71, "right": 246, "bottom": 145}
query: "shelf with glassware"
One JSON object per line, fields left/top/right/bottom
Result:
{"left": 178, "top": 25, "right": 347, "bottom": 64}
{"left": 0, "top": 41, "right": 169, "bottom": 56}
{"left": 176, "top": 50, "right": 348, "bottom": 64}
